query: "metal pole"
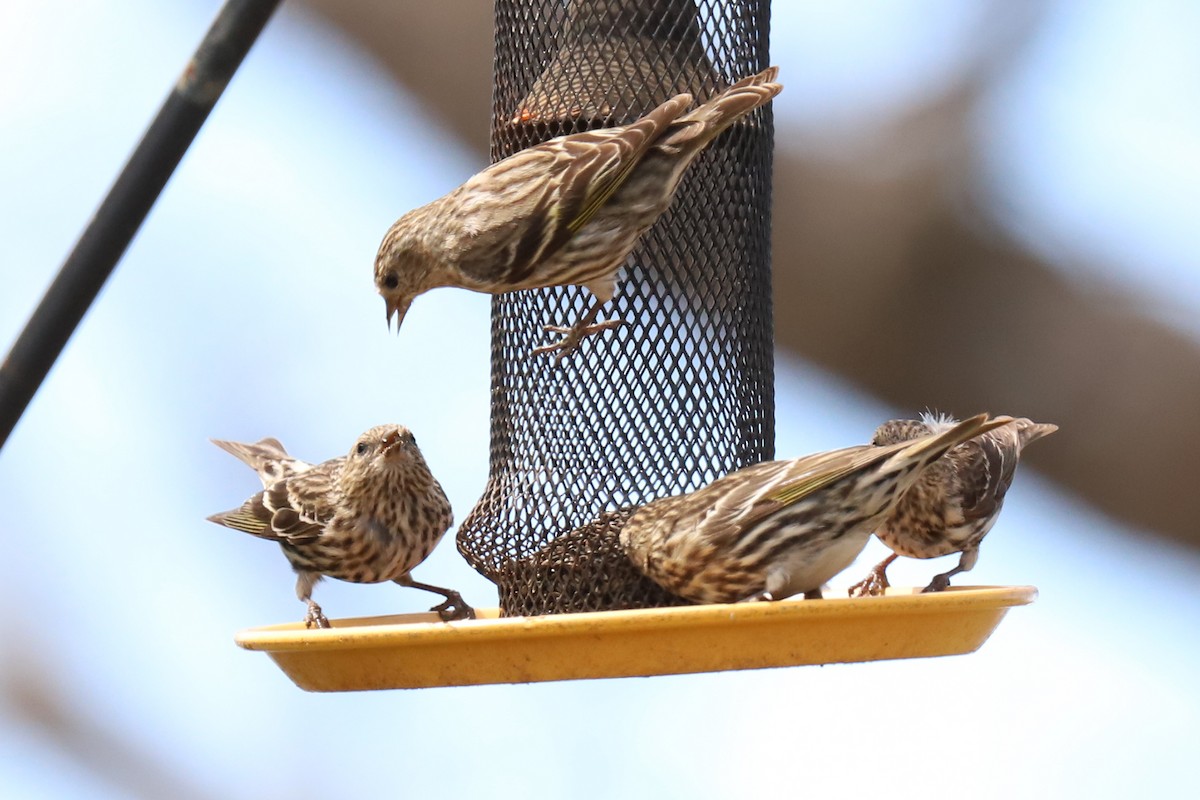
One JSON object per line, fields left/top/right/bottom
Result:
{"left": 0, "top": 0, "right": 282, "bottom": 450}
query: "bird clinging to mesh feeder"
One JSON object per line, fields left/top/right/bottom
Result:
{"left": 373, "top": 66, "right": 782, "bottom": 362}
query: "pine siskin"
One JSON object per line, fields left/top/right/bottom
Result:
{"left": 208, "top": 425, "right": 473, "bottom": 628}
{"left": 374, "top": 66, "right": 783, "bottom": 361}
{"left": 619, "top": 414, "right": 1016, "bottom": 604}
{"left": 849, "top": 413, "right": 1058, "bottom": 596}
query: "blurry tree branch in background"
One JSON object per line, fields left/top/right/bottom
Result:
{"left": 303, "top": 0, "right": 1200, "bottom": 548}
{"left": 2, "top": 627, "right": 225, "bottom": 800}
{"left": 305, "top": 0, "right": 495, "bottom": 153}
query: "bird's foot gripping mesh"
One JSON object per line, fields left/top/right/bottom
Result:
{"left": 457, "top": 0, "right": 775, "bottom": 616}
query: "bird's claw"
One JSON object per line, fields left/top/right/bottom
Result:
{"left": 531, "top": 319, "right": 624, "bottom": 364}
{"left": 921, "top": 574, "right": 953, "bottom": 593}
{"left": 303, "top": 604, "right": 331, "bottom": 629}
{"left": 430, "top": 592, "right": 476, "bottom": 622}
{"left": 848, "top": 571, "right": 889, "bottom": 598}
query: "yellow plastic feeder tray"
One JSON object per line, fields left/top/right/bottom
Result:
{"left": 235, "top": 584, "right": 1036, "bottom": 692}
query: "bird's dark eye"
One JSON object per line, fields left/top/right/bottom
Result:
{"left": 383, "top": 272, "right": 399, "bottom": 290}
{"left": 355, "top": 442, "right": 369, "bottom": 456}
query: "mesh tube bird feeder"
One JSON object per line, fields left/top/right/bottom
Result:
{"left": 456, "top": 0, "right": 777, "bottom": 615}
{"left": 235, "top": 3, "right": 1039, "bottom": 690}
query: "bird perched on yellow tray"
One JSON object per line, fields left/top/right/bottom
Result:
{"left": 374, "top": 66, "right": 783, "bottom": 362}
{"left": 620, "top": 413, "right": 1015, "bottom": 604}
{"left": 849, "top": 412, "right": 1057, "bottom": 596}
{"left": 208, "top": 425, "right": 473, "bottom": 628}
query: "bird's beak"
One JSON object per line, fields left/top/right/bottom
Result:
{"left": 381, "top": 430, "right": 404, "bottom": 455}
{"left": 385, "top": 296, "right": 411, "bottom": 334}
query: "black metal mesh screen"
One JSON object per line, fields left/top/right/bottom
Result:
{"left": 456, "top": 0, "right": 775, "bottom": 615}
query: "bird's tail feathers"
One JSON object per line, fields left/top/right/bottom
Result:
{"left": 211, "top": 437, "right": 288, "bottom": 467}
{"left": 895, "top": 413, "right": 1015, "bottom": 470}
{"left": 211, "top": 436, "right": 311, "bottom": 487}
{"left": 666, "top": 66, "right": 782, "bottom": 151}
{"left": 1011, "top": 419, "right": 1059, "bottom": 449}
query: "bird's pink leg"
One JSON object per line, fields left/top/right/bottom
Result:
{"left": 921, "top": 548, "right": 979, "bottom": 593}
{"left": 395, "top": 574, "right": 476, "bottom": 621}
{"left": 296, "top": 572, "right": 331, "bottom": 628}
{"left": 303, "top": 600, "right": 331, "bottom": 629}
{"left": 531, "top": 299, "right": 624, "bottom": 364}
{"left": 848, "top": 553, "right": 898, "bottom": 597}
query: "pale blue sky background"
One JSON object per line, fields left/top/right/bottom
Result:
{"left": 1, "top": 1, "right": 1197, "bottom": 797}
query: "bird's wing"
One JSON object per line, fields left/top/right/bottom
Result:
{"left": 733, "top": 445, "right": 885, "bottom": 529}
{"left": 451, "top": 95, "right": 693, "bottom": 286}
{"left": 695, "top": 460, "right": 804, "bottom": 535}
{"left": 207, "top": 459, "right": 342, "bottom": 545}
{"left": 675, "top": 446, "right": 879, "bottom": 541}
{"left": 956, "top": 431, "right": 1020, "bottom": 523}
{"left": 701, "top": 413, "right": 1006, "bottom": 533}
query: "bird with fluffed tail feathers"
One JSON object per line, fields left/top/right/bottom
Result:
{"left": 208, "top": 425, "right": 473, "bottom": 628}
{"left": 849, "top": 413, "right": 1057, "bottom": 596}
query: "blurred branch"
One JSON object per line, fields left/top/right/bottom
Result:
{"left": 768, "top": 1, "right": 1200, "bottom": 544}
{"left": 305, "top": 0, "right": 1200, "bottom": 548}
{"left": 2, "top": 629, "right": 225, "bottom": 800}
{"left": 302, "top": 0, "right": 494, "bottom": 152}
{"left": 772, "top": 148, "right": 1200, "bottom": 543}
